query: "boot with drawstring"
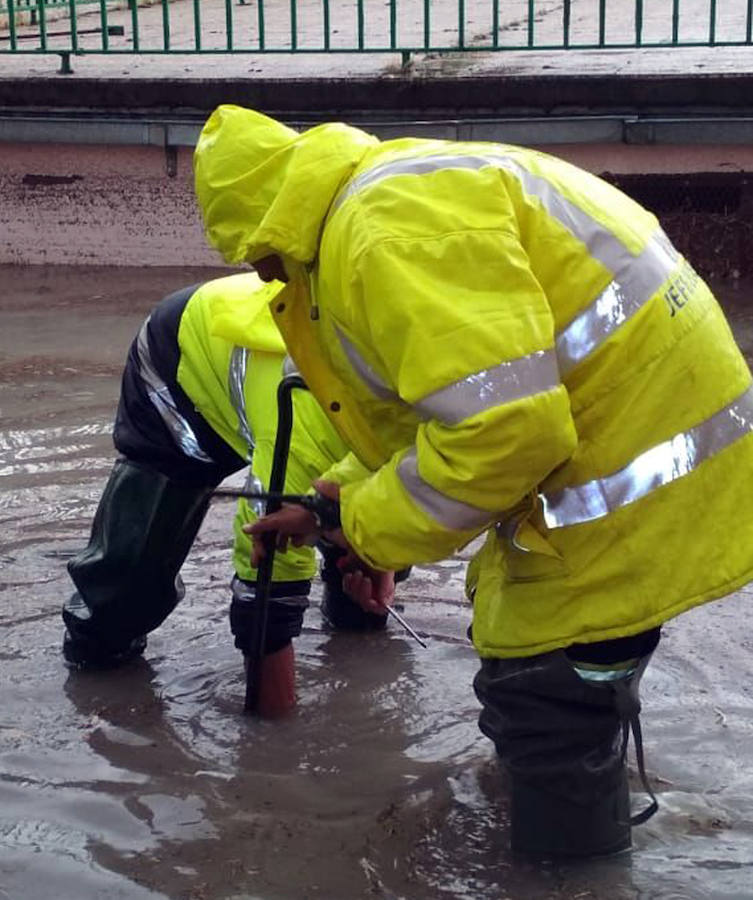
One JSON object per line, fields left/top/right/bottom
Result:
{"left": 473, "top": 635, "right": 659, "bottom": 858}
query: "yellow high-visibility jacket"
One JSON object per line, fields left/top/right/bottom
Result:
{"left": 175, "top": 272, "right": 349, "bottom": 582}
{"left": 195, "top": 106, "right": 753, "bottom": 658}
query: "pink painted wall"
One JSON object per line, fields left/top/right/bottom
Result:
{"left": 3, "top": 140, "right": 753, "bottom": 267}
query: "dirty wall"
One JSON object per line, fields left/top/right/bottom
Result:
{"left": 4, "top": 138, "right": 753, "bottom": 276}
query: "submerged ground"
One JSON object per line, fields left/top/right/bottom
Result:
{"left": 2, "top": 265, "right": 753, "bottom": 899}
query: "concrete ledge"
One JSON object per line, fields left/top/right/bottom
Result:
{"left": 2, "top": 72, "right": 753, "bottom": 119}
{"left": 5, "top": 111, "right": 753, "bottom": 148}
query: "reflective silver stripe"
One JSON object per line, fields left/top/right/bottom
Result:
{"left": 243, "top": 471, "right": 266, "bottom": 517}
{"left": 335, "top": 325, "right": 401, "bottom": 402}
{"left": 229, "top": 346, "right": 255, "bottom": 460}
{"left": 415, "top": 350, "right": 560, "bottom": 425}
{"left": 397, "top": 447, "right": 493, "bottom": 531}
{"left": 332, "top": 153, "right": 499, "bottom": 213}
{"left": 573, "top": 663, "right": 638, "bottom": 683}
{"left": 231, "top": 574, "right": 309, "bottom": 608}
{"left": 136, "top": 320, "right": 213, "bottom": 463}
{"left": 333, "top": 150, "right": 681, "bottom": 373}
{"left": 338, "top": 324, "right": 559, "bottom": 424}
{"left": 556, "top": 231, "right": 679, "bottom": 375}
{"left": 541, "top": 383, "right": 753, "bottom": 529}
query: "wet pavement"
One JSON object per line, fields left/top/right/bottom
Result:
{"left": 2, "top": 265, "right": 753, "bottom": 899}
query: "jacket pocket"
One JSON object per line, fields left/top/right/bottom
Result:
{"left": 497, "top": 495, "right": 569, "bottom": 583}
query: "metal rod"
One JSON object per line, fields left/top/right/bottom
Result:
{"left": 130, "top": 0, "right": 139, "bottom": 52}
{"left": 7, "top": 0, "right": 17, "bottom": 50}
{"left": 99, "top": 0, "right": 109, "bottom": 51}
{"left": 193, "top": 0, "right": 201, "bottom": 50}
{"left": 386, "top": 606, "right": 427, "bottom": 648}
{"left": 244, "top": 374, "right": 306, "bottom": 713}
{"left": 68, "top": 0, "right": 78, "bottom": 53}
{"left": 161, "top": 0, "right": 170, "bottom": 50}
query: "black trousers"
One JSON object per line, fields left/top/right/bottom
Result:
{"left": 473, "top": 627, "right": 661, "bottom": 855}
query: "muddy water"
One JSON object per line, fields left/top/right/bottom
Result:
{"left": 2, "top": 265, "right": 753, "bottom": 900}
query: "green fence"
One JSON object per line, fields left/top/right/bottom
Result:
{"left": 2, "top": 0, "right": 753, "bottom": 71}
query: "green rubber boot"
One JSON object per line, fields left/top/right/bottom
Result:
{"left": 63, "top": 458, "right": 211, "bottom": 668}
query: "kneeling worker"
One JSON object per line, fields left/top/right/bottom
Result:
{"left": 62, "top": 272, "right": 391, "bottom": 717}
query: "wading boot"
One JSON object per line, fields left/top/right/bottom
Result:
{"left": 63, "top": 458, "right": 212, "bottom": 668}
{"left": 474, "top": 643, "right": 657, "bottom": 858}
{"left": 62, "top": 626, "right": 147, "bottom": 671}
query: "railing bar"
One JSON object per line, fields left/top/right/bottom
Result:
{"left": 37, "top": 0, "right": 47, "bottom": 50}
{"left": 709, "top": 0, "right": 717, "bottom": 45}
{"left": 747, "top": 0, "right": 753, "bottom": 44}
{"left": 670, "top": 0, "right": 680, "bottom": 44}
{"left": 492, "top": 0, "right": 498, "bottom": 49}
{"left": 7, "top": 0, "right": 17, "bottom": 51}
{"left": 131, "top": 0, "right": 140, "bottom": 52}
{"left": 389, "top": 0, "right": 396, "bottom": 49}
{"left": 423, "top": 0, "right": 430, "bottom": 50}
{"left": 258, "top": 0, "right": 265, "bottom": 50}
{"left": 193, "top": 0, "right": 201, "bottom": 51}
{"left": 458, "top": 0, "right": 465, "bottom": 48}
{"left": 598, "top": 0, "right": 606, "bottom": 46}
{"left": 563, "top": 0, "right": 570, "bottom": 48}
{"left": 356, "top": 0, "right": 363, "bottom": 49}
{"left": 68, "top": 0, "right": 78, "bottom": 52}
{"left": 527, "top": 0, "right": 534, "bottom": 47}
{"left": 161, "top": 0, "right": 170, "bottom": 51}
{"left": 323, "top": 0, "right": 330, "bottom": 50}
{"left": 225, "top": 0, "right": 233, "bottom": 50}
{"left": 290, "top": 0, "right": 297, "bottom": 50}
{"left": 99, "top": 0, "right": 108, "bottom": 50}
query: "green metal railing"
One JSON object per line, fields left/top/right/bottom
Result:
{"left": 2, "top": 0, "right": 753, "bottom": 74}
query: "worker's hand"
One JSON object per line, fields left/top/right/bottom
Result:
{"left": 244, "top": 504, "right": 319, "bottom": 566}
{"left": 312, "top": 480, "right": 395, "bottom": 612}
{"left": 244, "top": 479, "right": 347, "bottom": 566}
{"left": 336, "top": 552, "right": 396, "bottom": 615}
{"left": 311, "top": 479, "right": 348, "bottom": 549}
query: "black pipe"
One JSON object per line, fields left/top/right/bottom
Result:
{"left": 244, "top": 373, "right": 307, "bottom": 714}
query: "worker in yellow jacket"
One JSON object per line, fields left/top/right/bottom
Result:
{"left": 63, "top": 272, "right": 388, "bottom": 717}
{"left": 193, "top": 105, "right": 753, "bottom": 856}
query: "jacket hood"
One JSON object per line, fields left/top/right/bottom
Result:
{"left": 194, "top": 105, "right": 378, "bottom": 266}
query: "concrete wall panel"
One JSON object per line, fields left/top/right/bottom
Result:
{"left": 0, "top": 143, "right": 223, "bottom": 267}
{"left": 3, "top": 138, "right": 753, "bottom": 267}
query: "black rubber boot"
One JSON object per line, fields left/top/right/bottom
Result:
{"left": 62, "top": 627, "right": 147, "bottom": 671}
{"left": 63, "top": 459, "right": 212, "bottom": 669}
{"left": 474, "top": 644, "right": 656, "bottom": 859}
{"left": 510, "top": 764, "right": 631, "bottom": 857}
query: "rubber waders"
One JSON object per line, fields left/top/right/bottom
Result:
{"left": 63, "top": 458, "right": 211, "bottom": 667}
{"left": 474, "top": 648, "right": 656, "bottom": 858}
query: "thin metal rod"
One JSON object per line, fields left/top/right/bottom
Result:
{"left": 244, "top": 374, "right": 306, "bottom": 713}
{"left": 386, "top": 606, "right": 427, "bottom": 648}
{"left": 99, "top": 0, "right": 109, "bottom": 50}
{"left": 161, "top": 0, "right": 170, "bottom": 51}
{"left": 68, "top": 0, "right": 78, "bottom": 52}
{"left": 7, "top": 0, "right": 17, "bottom": 51}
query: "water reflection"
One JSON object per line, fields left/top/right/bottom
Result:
{"left": 2, "top": 267, "right": 753, "bottom": 898}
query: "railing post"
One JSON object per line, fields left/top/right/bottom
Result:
{"left": 58, "top": 50, "right": 73, "bottom": 74}
{"left": 7, "top": 0, "right": 17, "bottom": 51}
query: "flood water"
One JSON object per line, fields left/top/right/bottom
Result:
{"left": 2, "top": 265, "right": 753, "bottom": 900}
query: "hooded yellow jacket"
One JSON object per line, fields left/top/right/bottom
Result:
{"left": 175, "top": 272, "right": 349, "bottom": 582}
{"left": 195, "top": 106, "right": 753, "bottom": 658}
